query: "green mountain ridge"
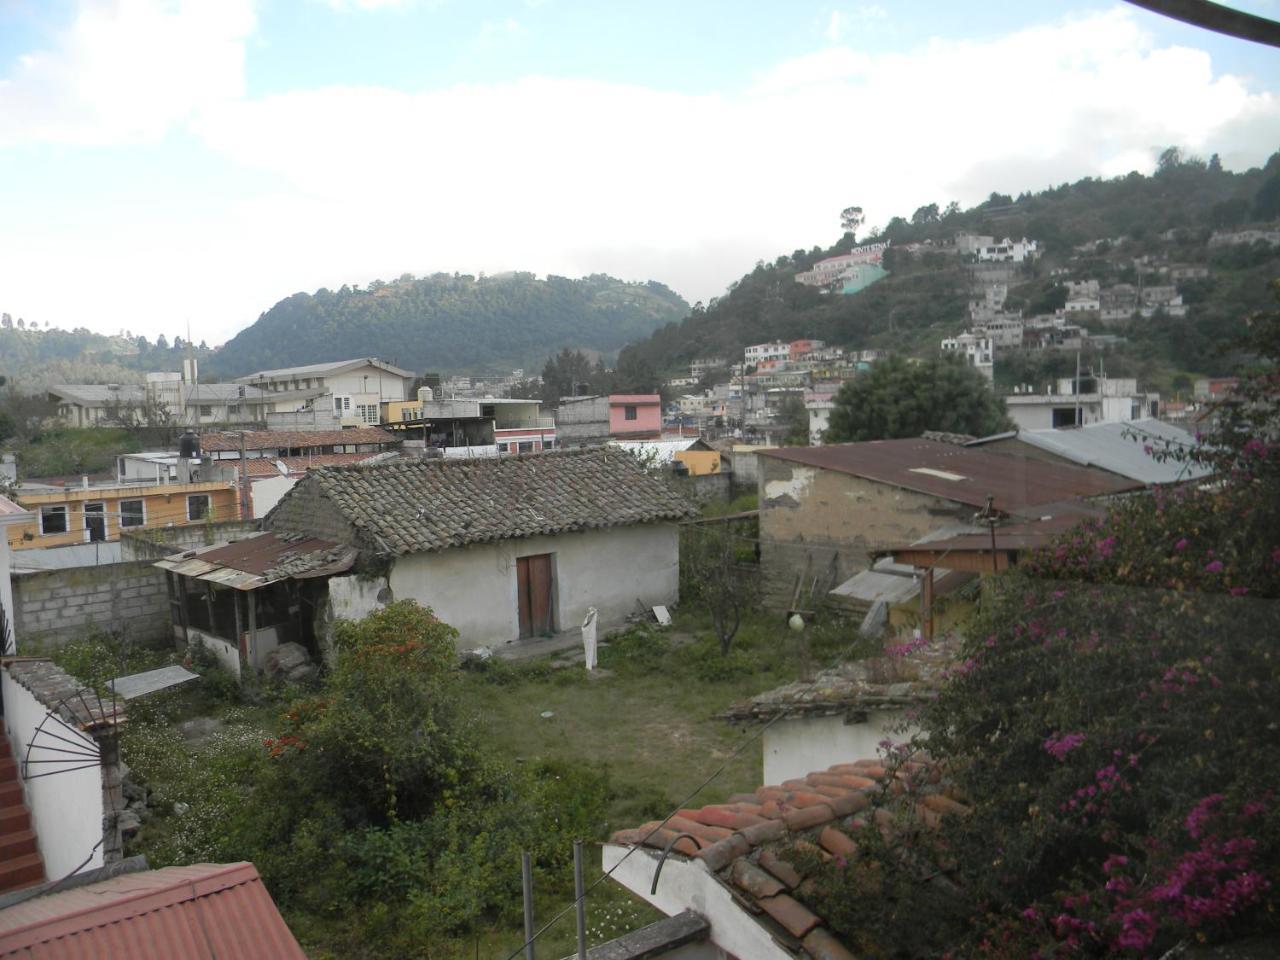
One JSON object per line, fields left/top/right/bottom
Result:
{"left": 618, "top": 149, "right": 1280, "bottom": 389}
{"left": 207, "top": 272, "right": 689, "bottom": 378}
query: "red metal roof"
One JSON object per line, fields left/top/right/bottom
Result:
{"left": 0, "top": 862, "right": 306, "bottom": 959}
{"left": 760, "top": 439, "right": 1140, "bottom": 512}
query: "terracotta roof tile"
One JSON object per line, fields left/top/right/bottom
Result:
{"left": 758, "top": 849, "right": 803, "bottom": 889}
{"left": 730, "top": 860, "right": 786, "bottom": 900}
{"left": 803, "top": 927, "right": 859, "bottom": 960}
{"left": 267, "top": 447, "right": 697, "bottom": 556}
{"left": 818, "top": 826, "right": 858, "bottom": 859}
{"left": 782, "top": 804, "right": 837, "bottom": 831}
{"left": 607, "top": 753, "right": 963, "bottom": 960}
{"left": 757, "top": 893, "right": 820, "bottom": 938}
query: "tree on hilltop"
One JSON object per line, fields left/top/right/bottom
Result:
{"left": 824, "top": 353, "right": 1011, "bottom": 443}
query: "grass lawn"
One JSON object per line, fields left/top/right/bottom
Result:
{"left": 44, "top": 608, "right": 863, "bottom": 959}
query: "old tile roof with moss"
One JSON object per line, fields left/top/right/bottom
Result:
{"left": 273, "top": 448, "right": 698, "bottom": 556}
{"left": 722, "top": 636, "right": 963, "bottom": 721}
{"left": 608, "top": 754, "right": 968, "bottom": 960}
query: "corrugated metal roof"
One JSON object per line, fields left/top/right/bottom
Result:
{"left": 0, "top": 862, "right": 306, "bottom": 959}
{"left": 1014, "top": 419, "right": 1211, "bottom": 484}
{"left": 155, "top": 532, "right": 357, "bottom": 590}
{"left": 760, "top": 439, "right": 1140, "bottom": 511}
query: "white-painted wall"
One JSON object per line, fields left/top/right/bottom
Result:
{"left": 602, "top": 844, "right": 789, "bottom": 960}
{"left": 1, "top": 521, "right": 20, "bottom": 651}
{"left": 386, "top": 524, "right": 680, "bottom": 650}
{"left": 186, "top": 627, "right": 242, "bottom": 678}
{"left": 329, "top": 574, "right": 390, "bottom": 623}
{"left": 1, "top": 669, "right": 104, "bottom": 878}
{"left": 250, "top": 476, "right": 297, "bottom": 518}
{"left": 762, "top": 712, "right": 915, "bottom": 785}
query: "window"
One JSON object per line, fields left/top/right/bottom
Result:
{"left": 120, "top": 499, "right": 145, "bottom": 528}
{"left": 227, "top": 403, "right": 240, "bottom": 415}
{"left": 518, "top": 441, "right": 534, "bottom": 453}
{"left": 40, "top": 505, "right": 68, "bottom": 535}
{"left": 624, "top": 405, "right": 638, "bottom": 421}
{"left": 187, "top": 494, "right": 210, "bottom": 521}
{"left": 199, "top": 405, "right": 213, "bottom": 417}
{"left": 334, "top": 396, "right": 352, "bottom": 414}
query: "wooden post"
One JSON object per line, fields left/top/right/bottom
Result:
{"left": 920, "top": 566, "right": 934, "bottom": 642}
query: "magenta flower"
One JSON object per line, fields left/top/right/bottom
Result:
{"left": 1043, "top": 732, "right": 1085, "bottom": 761}
{"left": 1204, "top": 559, "right": 1224, "bottom": 573}
{"left": 1174, "top": 538, "right": 1189, "bottom": 551}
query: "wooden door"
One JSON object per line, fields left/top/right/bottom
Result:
{"left": 516, "top": 554, "right": 554, "bottom": 638}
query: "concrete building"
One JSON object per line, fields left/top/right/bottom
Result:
{"left": 263, "top": 449, "right": 696, "bottom": 650}
{"left": 235, "top": 357, "right": 416, "bottom": 429}
{"left": 754, "top": 439, "right": 1138, "bottom": 609}
{"left": 804, "top": 389, "right": 838, "bottom": 446}
{"left": 7, "top": 480, "right": 242, "bottom": 552}
{"left": 745, "top": 341, "right": 791, "bottom": 366}
{"left": 1003, "top": 376, "right": 1160, "bottom": 430}
{"left": 976, "top": 237, "right": 1038, "bottom": 263}
{"left": 381, "top": 394, "right": 556, "bottom": 456}
{"left": 940, "top": 331, "right": 994, "bottom": 380}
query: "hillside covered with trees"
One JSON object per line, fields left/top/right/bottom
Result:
{"left": 207, "top": 272, "right": 688, "bottom": 377}
{"left": 619, "top": 149, "right": 1280, "bottom": 391}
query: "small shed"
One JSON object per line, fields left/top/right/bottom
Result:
{"left": 155, "top": 532, "right": 356, "bottom": 675}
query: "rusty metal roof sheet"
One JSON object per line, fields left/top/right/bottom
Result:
{"left": 760, "top": 439, "right": 1140, "bottom": 511}
{"left": 0, "top": 862, "right": 306, "bottom": 959}
{"left": 155, "top": 532, "right": 356, "bottom": 590}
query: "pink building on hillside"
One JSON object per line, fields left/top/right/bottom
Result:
{"left": 608, "top": 395, "right": 662, "bottom": 439}
{"left": 789, "top": 339, "right": 825, "bottom": 361}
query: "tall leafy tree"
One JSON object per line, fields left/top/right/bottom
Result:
{"left": 825, "top": 354, "right": 1011, "bottom": 442}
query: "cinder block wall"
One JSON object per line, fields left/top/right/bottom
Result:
{"left": 13, "top": 561, "right": 171, "bottom": 649}
{"left": 120, "top": 520, "right": 260, "bottom": 561}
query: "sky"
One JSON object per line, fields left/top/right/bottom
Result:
{"left": 1, "top": 0, "right": 1278, "bottom": 346}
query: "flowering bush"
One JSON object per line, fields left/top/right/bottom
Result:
{"left": 806, "top": 290, "right": 1280, "bottom": 957}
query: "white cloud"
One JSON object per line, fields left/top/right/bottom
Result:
{"left": 476, "top": 16, "right": 521, "bottom": 46}
{"left": 0, "top": 0, "right": 255, "bottom": 146}
{"left": 2, "top": 4, "right": 1279, "bottom": 343}
{"left": 824, "top": 5, "right": 887, "bottom": 43}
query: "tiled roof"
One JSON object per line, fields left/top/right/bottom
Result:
{"left": 272, "top": 448, "right": 698, "bottom": 556}
{"left": 240, "top": 453, "right": 388, "bottom": 477}
{"left": 0, "top": 862, "right": 305, "bottom": 958}
{"left": 760, "top": 438, "right": 1140, "bottom": 512}
{"left": 724, "top": 637, "right": 962, "bottom": 721}
{"left": 2, "top": 660, "right": 125, "bottom": 731}
{"left": 608, "top": 755, "right": 966, "bottom": 959}
{"left": 198, "top": 427, "right": 397, "bottom": 452}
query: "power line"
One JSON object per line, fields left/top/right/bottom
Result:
{"left": 1123, "top": 0, "right": 1280, "bottom": 47}
{"left": 499, "top": 704, "right": 795, "bottom": 960}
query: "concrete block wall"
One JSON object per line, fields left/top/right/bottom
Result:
{"left": 262, "top": 480, "right": 359, "bottom": 545}
{"left": 120, "top": 520, "right": 260, "bottom": 561}
{"left": 12, "top": 561, "right": 171, "bottom": 649}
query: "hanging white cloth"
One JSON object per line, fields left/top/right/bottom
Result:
{"left": 581, "top": 607, "right": 598, "bottom": 671}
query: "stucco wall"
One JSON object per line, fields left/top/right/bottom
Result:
{"left": 762, "top": 712, "right": 917, "bottom": 785}
{"left": 386, "top": 523, "right": 680, "bottom": 650}
{"left": 12, "top": 561, "right": 171, "bottom": 650}
{"left": 1, "top": 668, "right": 104, "bottom": 878}
{"left": 601, "top": 844, "right": 792, "bottom": 960}
{"left": 185, "top": 626, "right": 242, "bottom": 678}
{"left": 263, "top": 481, "right": 359, "bottom": 545}
{"left": 756, "top": 456, "right": 970, "bottom": 609}
{"left": 250, "top": 476, "right": 297, "bottom": 518}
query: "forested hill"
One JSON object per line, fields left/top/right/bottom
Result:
{"left": 619, "top": 149, "right": 1280, "bottom": 387}
{"left": 208, "top": 272, "right": 688, "bottom": 377}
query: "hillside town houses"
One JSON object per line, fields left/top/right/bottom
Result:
{"left": 0, "top": 210, "right": 1252, "bottom": 958}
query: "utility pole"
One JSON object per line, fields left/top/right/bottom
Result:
{"left": 238, "top": 431, "right": 252, "bottom": 520}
